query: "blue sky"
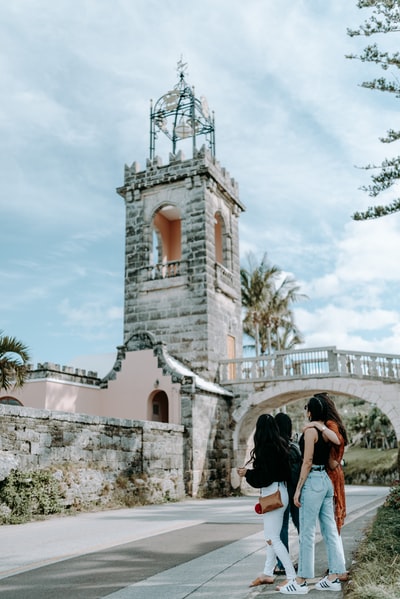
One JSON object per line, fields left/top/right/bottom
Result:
{"left": 1, "top": 1, "right": 400, "bottom": 377}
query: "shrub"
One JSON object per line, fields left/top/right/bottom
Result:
{"left": 384, "top": 480, "right": 400, "bottom": 510}
{"left": 0, "top": 470, "right": 63, "bottom": 524}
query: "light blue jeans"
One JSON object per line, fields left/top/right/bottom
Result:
{"left": 298, "top": 470, "right": 346, "bottom": 579}
{"left": 261, "top": 482, "right": 297, "bottom": 580}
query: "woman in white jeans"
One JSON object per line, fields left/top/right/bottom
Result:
{"left": 279, "top": 395, "right": 346, "bottom": 595}
{"left": 237, "top": 413, "right": 297, "bottom": 587}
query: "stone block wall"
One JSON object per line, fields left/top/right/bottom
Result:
{"left": 0, "top": 405, "right": 185, "bottom": 508}
{"left": 181, "top": 388, "right": 233, "bottom": 498}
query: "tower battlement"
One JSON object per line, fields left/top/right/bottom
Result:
{"left": 120, "top": 146, "right": 242, "bottom": 210}
{"left": 27, "top": 362, "right": 100, "bottom": 385}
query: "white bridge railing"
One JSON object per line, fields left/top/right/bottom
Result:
{"left": 218, "top": 346, "right": 400, "bottom": 384}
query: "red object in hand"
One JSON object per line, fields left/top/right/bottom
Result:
{"left": 254, "top": 502, "right": 262, "bottom": 514}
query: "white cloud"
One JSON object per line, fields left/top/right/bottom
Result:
{"left": 58, "top": 298, "right": 123, "bottom": 339}
{"left": 296, "top": 304, "right": 399, "bottom": 352}
{"left": 336, "top": 218, "right": 400, "bottom": 282}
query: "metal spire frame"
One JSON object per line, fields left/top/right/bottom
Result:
{"left": 149, "top": 61, "right": 215, "bottom": 160}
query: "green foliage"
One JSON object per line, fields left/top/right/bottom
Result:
{"left": 0, "top": 470, "right": 63, "bottom": 524}
{"left": 346, "top": 405, "right": 397, "bottom": 449}
{"left": 347, "top": 1, "right": 400, "bottom": 220}
{"left": 384, "top": 479, "right": 400, "bottom": 509}
{"left": 0, "top": 331, "right": 31, "bottom": 390}
{"left": 240, "top": 252, "right": 307, "bottom": 355}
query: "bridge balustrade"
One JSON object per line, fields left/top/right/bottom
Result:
{"left": 218, "top": 346, "right": 400, "bottom": 384}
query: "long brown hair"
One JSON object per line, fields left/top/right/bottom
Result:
{"left": 315, "top": 393, "right": 349, "bottom": 446}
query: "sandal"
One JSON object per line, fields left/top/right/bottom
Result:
{"left": 324, "top": 569, "right": 349, "bottom": 582}
{"left": 249, "top": 575, "right": 275, "bottom": 587}
{"left": 276, "top": 579, "right": 289, "bottom": 590}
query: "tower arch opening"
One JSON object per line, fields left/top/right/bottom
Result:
{"left": 152, "top": 204, "right": 181, "bottom": 277}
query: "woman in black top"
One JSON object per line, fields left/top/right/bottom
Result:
{"left": 274, "top": 412, "right": 301, "bottom": 576}
{"left": 279, "top": 396, "right": 346, "bottom": 595}
{"left": 237, "top": 413, "right": 297, "bottom": 587}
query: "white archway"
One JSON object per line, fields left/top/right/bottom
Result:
{"left": 231, "top": 377, "right": 400, "bottom": 474}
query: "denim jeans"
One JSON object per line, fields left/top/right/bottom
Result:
{"left": 298, "top": 470, "right": 346, "bottom": 579}
{"left": 261, "top": 482, "right": 297, "bottom": 580}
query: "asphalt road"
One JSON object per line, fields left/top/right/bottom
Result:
{"left": 0, "top": 485, "right": 389, "bottom": 599}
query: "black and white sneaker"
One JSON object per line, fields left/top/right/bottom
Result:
{"left": 315, "top": 576, "right": 341, "bottom": 591}
{"left": 279, "top": 579, "right": 309, "bottom": 594}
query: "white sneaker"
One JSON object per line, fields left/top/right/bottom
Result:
{"left": 279, "top": 579, "right": 309, "bottom": 594}
{"left": 315, "top": 576, "right": 341, "bottom": 591}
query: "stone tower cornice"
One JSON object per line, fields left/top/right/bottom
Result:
{"left": 117, "top": 146, "right": 246, "bottom": 214}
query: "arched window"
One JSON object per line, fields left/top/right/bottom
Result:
{"left": 148, "top": 390, "right": 169, "bottom": 423}
{"left": 214, "top": 212, "right": 224, "bottom": 265}
{"left": 153, "top": 205, "right": 181, "bottom": 262}
{"left": 152, "top": 205, "right": 181, "bottom": 278}
{"left": 0, "top": 396, "right": 23, "bottom": 406}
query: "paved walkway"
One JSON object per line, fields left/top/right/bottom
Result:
{"left": 0, "top": 486, "right": 389, "bottom": 598}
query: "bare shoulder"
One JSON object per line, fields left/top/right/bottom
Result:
{"left": 304, "top": 427, "right": 318, "bottom": 440}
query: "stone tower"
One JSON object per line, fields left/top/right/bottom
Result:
{"left": 117, "top": 62, "right": 245, "bottom": 380}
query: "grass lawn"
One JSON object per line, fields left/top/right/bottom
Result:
{"left": 343, "top": 447, "right": 398, "bottom": 485}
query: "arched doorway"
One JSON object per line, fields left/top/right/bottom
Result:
{"left": 148, "top": 389, "right": 169, "bottom": 423}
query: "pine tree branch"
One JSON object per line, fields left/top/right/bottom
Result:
{"left": 379, "top": 129, "right": 400, "bottom": 143}
{"left": 360, "top": 77, "right": 400, "bottom": 94}
{"left": 346, "top": 44, "right": 400, "bottom": 69}
{"left": 352, "top": 198, "right": 400, "bottom": 220}
{"left": 349, "top": 1, "right": 400, "bottom": 221}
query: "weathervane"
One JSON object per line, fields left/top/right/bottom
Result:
{"left": 176, "top": 56, "right": 188, "bottom": 80}
{"left": 149, "top": 59, "right": 215, "bottom": 159}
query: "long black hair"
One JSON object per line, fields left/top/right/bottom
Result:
{"left": 247, "top": 413, "right": 290, "bottom": 473}
{"left": 275, "top": 412, "right": 293, "bottom": 443}
{"left": 305, "top": 394, "right": 328, "bottom": 422}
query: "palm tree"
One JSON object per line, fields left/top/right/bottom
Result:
{"left": 240, "top": 253, "right": 307, "bottom": 355}
{"left": 0, "top": 332, "right": 31, "bottom": 391}
{"left": 274, "top": 319, "right": 305, "bottom": 353}
{"left": 265, "top": 276, "right": 307, "bottom": 353}
{"left": 241, "top": 253, "right": 280, "bottom": 356}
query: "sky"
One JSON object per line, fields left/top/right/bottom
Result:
{"left": 1, "top": 1, "right": 400, "bottom": 377}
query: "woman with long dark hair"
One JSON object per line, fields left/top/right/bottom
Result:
{"left": 237, "top": 413, "right": 297, "bottom": 588}
{"left": 304, "top": 393, "right": 348, "bottom": 532}
{"left": 279, "top": 396, "right": 346, "bottom": 595}
{"left": 303, "top": 392, "right": 349, "bottom": 581}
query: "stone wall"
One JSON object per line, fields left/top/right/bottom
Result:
{"left": 180, "top": 388, "right": 233, "bottom": 497}
{"left": 0, "top": 405, "right": 185, "bottom": 508}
